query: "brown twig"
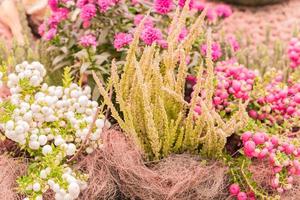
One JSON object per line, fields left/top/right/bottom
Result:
{"left": 67, "top": 107, "right": 100, "bottom": 163}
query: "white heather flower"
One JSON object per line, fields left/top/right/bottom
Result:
{"left": 33, "top": 182, "right": 41, "bottom": 192}
{"left": 29, "top": 140, "right": 40, "bottom": 150}
{"left": 42, "top": 145, "right": 52, "bottom": 155}
{"left": 5, "top": 121, "right": 14, "bottom": 131}
{"left": 66, "top": 143, "right": 76, "bottom": 156}
{"left": 40, "top": 170, "right": 47, "bottom": 179}
{"left": 35, "top": 195, "right": 43, "bottom": 200}
{"left": 38, "top": 135, "right": 48, "bottom": 146}
{"left": 95, "top": 119, "right": 105, "bottom": 128}
{"left": 54, "top": 136, "right": 65, "bottom": 146}
{"left": 68, "top": 182, "right": 80, "bottom": 198}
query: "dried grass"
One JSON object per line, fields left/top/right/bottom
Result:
{"left": 0, "top": 154, "right": 27, "bottom": 200}
{"left": 98, "top": 129, "right": 228, "bottom": 200}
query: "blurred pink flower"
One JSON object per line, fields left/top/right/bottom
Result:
{"left": 141, "top": 26, "right": 163, "bottom": 45}
{"left": 134, "top": 15, "right": 154, "bottom": 27}
{"left": 227, "top": 35, "right": 240, "bottom": 52}
{"left": 179, "top": 27, "right": 188, "bottom": 41}
{"left": 43, "top": 28, "right": 57, "bottom": 41}
{"left": 154, "top": 0, "right": 173, "bottom": 14}
{"left": 48, "top": 0, "right": 58, "bottom": 11}
{"left": 113, "top": 32, "right": 133, "bottom": 51}
{"left": 76, "top": 0, "right": 89, "bottom": 8}
{"left": 79, "top": 34, "right": 97, "bottom": 47}
{"left": 200, "top": 42, "right": 222, "bottom": 61}
{"left": 38, "top": 22, "right": 46, "bottom": 36}
{"left": 80, "top": 3, "right": 96, "bottom": 22}
{"left": 215, "top": 4, "right": 232, "bottom": 18}
{"left": 98, "top": 0, "right": 114, "bottom": 12}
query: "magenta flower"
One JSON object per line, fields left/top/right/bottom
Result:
{"left": 43, "top": 28, "right": 57, "bottom": 41}
{"left": 38, "top": 22, "right": 46, "bottom": 36}
{"left": 48, "top": 0, "right": 58, "bottom": 11}
{"left": 215, "top": 4, "right": 232, "bottom": 18}
{"left": 178, "top": 27, "right": 188, "bottom": 41}
{"left": 206, "top": 8, "right": 217, "bottom": 22}
{"left": 98, "top": 0, "right": 114, "bottom": 12}
{"left": 154, "top": 0, "right": 173, "bottom": 15}
{"left": 227, "top": 35, "right": 240, "bottom": 52}
{"left": 76, "top": 0, "right": 89, "bottom": 8}
{"left": 200, "top": 42, "right": 222, "bottom": 61}
{"left": 191, "top": 1, "right": 206, "bottom": 11}
{"left": 141, "top": 26, "right": 163, "bottom": 45}
{"left": 134, "top": 15, "right": 154, "bottom": 27}
{"left": 80, "top": 3, "right": 96, "bottom": 22}
{"left": 178, "top": 0, "right": 194, "bottom": 9}
{"left": 79, "top": 34, "right": 97, "bottom": 47}
{"left": 113, "top": 32, "right": 133, "bottom": 51}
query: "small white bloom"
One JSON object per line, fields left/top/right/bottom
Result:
{"left": 68, "top": 182, "right": 80, "bottom": 198}
{"left": 38, "top": 135, "right": 48, "bottom": 146}
{"left": 66, "top": 143, "right": 76, "bottom": 156}
{"left": 42, "top": 145, "right": 52, "bottom": 155}
{"left": 29, "top": 140, "right": 40, "bottom": 150}
{"left": 33, "top": 182, "right": 41, "bottom": 192}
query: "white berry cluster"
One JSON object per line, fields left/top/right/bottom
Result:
{"left": 1, "top": 61, "right": 109, "bottom": 200}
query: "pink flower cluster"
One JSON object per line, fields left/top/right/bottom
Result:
{"left": 41, "top": 0, "right": 121, "bottom": 41}
{"left": 113, "top": 33, "right": 133, "bottom": 51}
{"left": 288, "top": 37, "right": 300, "bottom": 69}
{"left": 152, "top": 0, "right": 232, "bottom": 21}
{"left": 188, "top": 60, "right": 256, "bottom": 117}
{"left": 213, "top": 61, "right": 256, "bottom": 108}
{"left": 115, "top": 14, "right": 166, "bottom": 49}
{"left": 227, "top": 35, "right": 240, "bottom": 52}
{"left": 249, "top": 77, "right": 300, "bottom": 122}
{"left": 79, "top": 34, "right": 97, "bottom": 47}
{"left": 242, "top": 132, "right": 300, "bottom": 193}
{"left": 200, "top": 42, "right": 222, "bottom": 61}
{"left": 40, "top": 1, "right": 70, "bottom": 40}
{"left": 229, "top": 183, "right": 255, "bottom": 200}
{"left": 154, "top": 0, "right": 174, "bottom": 14}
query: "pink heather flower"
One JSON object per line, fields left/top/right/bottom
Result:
{"left": 98, "top": 0, "right": 113, "bottom": 12}
{"left": 178, "top": 0, "right": 194, "bottom": 9}
{"left": 227, "top": 35, "right": 240, "bottom": 52}
{"left": 79, "top": 34, "right": 97, "bottom": 47}
{"left": 215, "top": 4, "right": 232, "bottom": 18}
{"left": 200, "top": 42, "right": 222, "bottom": 61}
{"left": 191, "top": 1, "right": 206, "bottom": 11}
{"left": 178, "top": 27, "right": 188, "bottom": 41}
{"left": 237, "top": 192, "right": 247, "bottom": 200}
{"left": 113, "top": 32, "right": 133, "bottom": 51}
{"left": 76, "top": 0, "right": 89, "bottom": 8}
{"left": 43, "top": 28, "right": 57, "bottom": 41}
{"left": 80, "top": 3, "right": 96, "bottom": 22}
{"left": 134, "top": 15, "right": 154, "bottom": 27}
{"left": 206, "top": 8, "right": 217, "bottom": 22}
{"left": 157, "top": 39, "right": 168, "bottom": 49}
{"left": 141, "top": 27, "right": 163, "bottom": 45}
{"left": 288, "top": 37, "right": 300, "bottom": 69}
{"left": 56, "top": 8, "right": 70, "bottom": 21}
{"left": 154, "top": 0, "right": 173, "bottom": 14}
{"left": 48, "top": 0, "right": 58, "bottom": 11}
{"left": 38, "top": 22, "right": 46, "bottom": 36}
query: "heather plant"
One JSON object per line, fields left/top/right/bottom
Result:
{"left": 0, "top": 61, "right": 110, "bottom": 199}
{"left": 94, "top": 5, "right": 247, "bottom": 160}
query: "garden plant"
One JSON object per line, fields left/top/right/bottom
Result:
{"left": 0, "top": 0, "right": 300, "bottom": 200}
